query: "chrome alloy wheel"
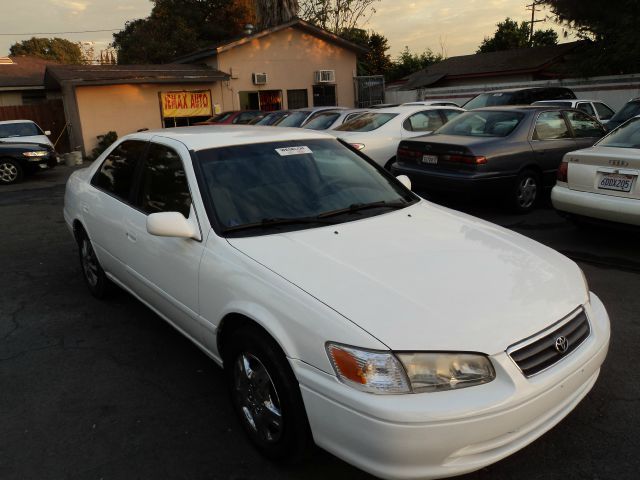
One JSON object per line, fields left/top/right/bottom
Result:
{"left": 516, "top": 176, "right": 538, "bottom": 209}
{"left": 81, "top": 239, "right": 99, "bottom": 287}
{"left": 0, "top": 161, "right": 18, "bottom": 183}
{"left": 233, "top": 352, "right": 283, "bottom": 443}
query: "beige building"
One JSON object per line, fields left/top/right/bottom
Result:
{"left": 176, "top": 19, "right": 364, "bottom": 112}
{"left": 44, "top": 19, "right": 363, "bottom": 156}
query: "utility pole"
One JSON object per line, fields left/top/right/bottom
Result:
{"left": 526, "top": 1, "right": 545, "bottom": 45}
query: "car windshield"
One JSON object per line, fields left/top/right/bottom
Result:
{"left": 276, "top": 111, "right": 311, "bottom": 127}
{"left": 0, "top": 122, "right": 42, "bottom": 138}
{"left": 211, "top": 112, "right": 234, "bottom": 123}
{"left": 196, "top": 139, "right": 416, "bottom": 235}
{"left": 435, "top": 111, "right": 524, "bottom": 137}
{"left": 463, "top": 92, "right": 515, "bottom": 110}
{"left": 597, "top": 117, "right": 640, "bottom": 148}
{"left": 334, "top": 113, "right": 398, "bottom": 132}
{"left": 303, "top": 112, "right": 341, "bottom": 130}
{"left": 609, "top": 101, "right": 640, "bottom": 123}
{"left": 254, "top": 113, "right": 284, "bottom": 125}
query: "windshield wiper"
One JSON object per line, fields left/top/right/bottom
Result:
{"left": 223, "top": 216, "right": 337, "bottom": 233}
{"left": 317, "top": 200, "right": 409, "bottom": 219}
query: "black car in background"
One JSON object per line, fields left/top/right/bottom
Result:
{"left": 604, "top": 97, "right": 640, "bottom": 131}
{"left": 463, "top": 87, "right": 576, "bottom": 110}
{"left": 0, "top": 141, "right": 57, "bottom": 185}
{"left": 391, "top": 106, "right": 606, "bottom": 212}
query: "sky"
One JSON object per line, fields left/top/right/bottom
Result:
{"left": 0, "top": 0, "right": 570, "bottom": 60}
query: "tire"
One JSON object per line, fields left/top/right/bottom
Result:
{"left": 224, "top": 326, "right": 312, "bottom": 462}
{"left": 78, "top": 233, "right": 112, "bottom": 298}
{"left": 510, "top": 169, "right": 540, "bottom": 213}
{"left": 0, "top": 158, "right": 23, "bottom": 185}
{"left": 384, "top": 156, "right": 396, "bottom": 170}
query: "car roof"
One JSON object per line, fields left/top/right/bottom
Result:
{"left": 125, "top": 125, "right": 335, "bottom": 151}
{"left": 0, "top": 119, "right": 38, "bottom": 125}
{"left": 469, "top": 105, "right": 566, "bottom": 113}
{"left": 476, "top": 86, "right": 573, "bottom": 94}
{"left": 367, "top": 105, "right": 463, "bottom": 114}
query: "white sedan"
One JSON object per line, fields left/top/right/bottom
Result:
{"left": 552, "top": 115, "right": 640, "bottom": 226}
{"left": 328, "top": 105, "right": 464, "bottom": 169}
{"left": 64, "top": 126, "right": 609, "bottom": 480}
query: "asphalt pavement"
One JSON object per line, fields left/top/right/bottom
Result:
{"left": 1, "top": 165, "right": 638, "bottom": 480}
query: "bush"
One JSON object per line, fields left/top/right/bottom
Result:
{"left": 90, "top": 131, "right": 118, "bottom": 160}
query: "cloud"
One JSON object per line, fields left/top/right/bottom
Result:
{"left": 50, "top": 0, "right": 90, "bottom": 13}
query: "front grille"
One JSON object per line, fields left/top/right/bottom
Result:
{"left": 508, "top": 309, "right": 590, "bottom": 377}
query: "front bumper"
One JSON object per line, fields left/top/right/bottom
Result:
{"left": 552, "top": 184, "right": 640, "bottom": 227}
{"left": 24, "top": 153, "right": 57, "bottom": 171}
{"left": 293, "top": 292, "right": 609, "bottom": 480}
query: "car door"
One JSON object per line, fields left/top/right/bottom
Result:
{"left": 122, "top": 137, "right": 210, "bottom": 344}
{"left": 529, "top": 110, "right": 577, "bottom": 185}
{"left": 83, "top": 140, "right": 148, "bottom": 283}
{"left": 593, "top": 102, "right": 615, "bottom": 123}
{"left": 564, "top": 110, "right": 606, "bottom": 149}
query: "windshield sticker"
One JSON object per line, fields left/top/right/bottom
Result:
{"left": 275, "top": 146, "right": 313, "bottom": 156}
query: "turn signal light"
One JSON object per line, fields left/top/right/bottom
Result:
{"left": 350, "top": 143, "right": 365, "bottom": 150}
{"left": 557, "top": 161, "right": 568, "bottom": 182}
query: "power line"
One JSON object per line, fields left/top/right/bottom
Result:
{"left": 0, "top": 28, "right": 121, "bottom": 36}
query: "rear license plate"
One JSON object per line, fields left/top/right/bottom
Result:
{"left": 422, "top": 154, "right": 438, "bottom": 165}
{"left": 598, "top": 173, "right": 634, "bottom": 192}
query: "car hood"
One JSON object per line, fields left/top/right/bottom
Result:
{"left": 0, "top": 135, "right": 54, "bottom": 149}
{"left": 227, "top": 202, "right": 586, "bottom": 354}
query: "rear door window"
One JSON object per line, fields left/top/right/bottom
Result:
{"left": 403, "top": 110, "right": 444, "bottom": 132}
{"left": 594, "top": 102, "right": 615, "bottom": 120}
{"left": 533, "top": 111, "right": 571, "bottom": 140}
{"left": 91, "top": 140, "right": 147, "bottom": 202}
{"left": 565, "top": 110, "right": 606, "bottom": 138}
{"left": 576, "top": 102, "right": 596, "bottom": 116}
{"left": 136, "top": 143, "right": 192, "bottom": 218}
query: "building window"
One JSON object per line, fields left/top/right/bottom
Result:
{"left": 287, "top": 89, "right": 308, "bottom": 109}
{"left": 312, "top": 85, "right": 336, "bottom": 107}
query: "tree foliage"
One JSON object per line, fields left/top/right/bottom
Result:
{"left": 477, "top": 17, "right": 557, "bottom": 53}
{"left": 254, "top": 0, "right": 299, "bottom": 29}
{"left": 113, "top": 0, "right": 253, "bottom": 64}
{"left": 10, "top": 37, "right": 84, "bottom": 64}
{"left": 340, "top": 28, "right": 391, "bottom": 76}
{"left": 387, "top": 47, "right": 443, "bottom": 82}
{"left": 300, "top": 0, "right": 381, "bottom": 33}
{"left": 538, "top": 0, "right": 640, "bottom": 74}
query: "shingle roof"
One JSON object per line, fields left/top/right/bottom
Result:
{"left": 0, "top": 56, "right": 60, "bottom": 88}
{"left": 174, "top": 18, "right": 367, "bottom": 64}
{"left": 44, "top": 64, "right": 230, "bottom": 89}
{"left": 402, "top": 42, "right": 582, "bottom": 90}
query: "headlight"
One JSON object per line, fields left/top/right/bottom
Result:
{"left": 22, "top": 151, "right": 49, "bottom": 157}
{"left": 397, "top": 352, "right": 495, "bottom": 393}
{"left": 326, "top": 343, "right": 410, "bottom": 394}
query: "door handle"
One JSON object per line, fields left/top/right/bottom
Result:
{"left": 82, "top": 204, "right": 89, "bottom": 213}
{"left": 126, "top": 232, "right": 137, "bottom": 242}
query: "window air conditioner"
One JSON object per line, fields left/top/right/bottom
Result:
{"left": 252, "top": 73, "right": 268, "bottom": 85}
{"left": 315, "top": 70, "right": 336, "bottom": 83}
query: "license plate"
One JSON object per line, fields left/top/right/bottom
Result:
{"left": 598, "top": 173, "right": 634, "bottom": 192}
{"left": 422, "top": 154, "right": 438, "bottom": 165}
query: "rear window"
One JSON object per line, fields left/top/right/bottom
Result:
{"left": 436, "top": 111, "right": 524, "bottom": 137}
{"left": 609, "top": 101, "right": 640, "bottom": 124}
{"left": 597, "top": 117, "right": 640, "bottom": 148}
{"left": 334, "top": 113, "right": 398, "bottom": 132}
{"left": 463, "top": 92, "right": 515, "bottom": 110}
{"left": 303, "top": 112, "right": 341, "bottom": 130}
{"left": 0, "top": 122, "right": 42, "bottom": 138}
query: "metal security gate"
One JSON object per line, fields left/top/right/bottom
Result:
{"left": 354, "top": 75, "right": 385, "bottom": 108}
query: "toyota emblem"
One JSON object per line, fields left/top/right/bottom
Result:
{"left": 555, "top": 336, "right": 569, "bottom": 354}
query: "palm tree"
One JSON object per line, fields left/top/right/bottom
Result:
{"left": 254, "top": 0, "right": 299, "bottom": 29}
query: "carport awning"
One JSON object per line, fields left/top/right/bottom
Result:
{"left": 44, "top": 64, "right": 230, "bottom": 89}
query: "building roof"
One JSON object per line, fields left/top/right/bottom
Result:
{"left": 401, "top": 42, "right": 582, "bottom": 90}
{"left": 44, "top": 64, "right": 230, "bottom": 89}
{"left": 174, "top": 18, "right": 367, "bottom": 64}
{"left": 0, "top": 56, "right": 60, "bottom": 89}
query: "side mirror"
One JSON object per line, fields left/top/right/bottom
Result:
{"left": 147, "top": 211, "right": 198, "bottom": 239}
{"left": 396, "top": 174, "right": 412, "bottom": 191}
{"left": 44, "top": 130, "right": 51, "bottom": 136}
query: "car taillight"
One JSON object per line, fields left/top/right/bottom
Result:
{"left": 397, "top": 147, "right": 421, "bottom": 159}
{"left": 557, "top": 161, "right": 568, "bottom": 182}
{"left": 446, "top": 154, "right": 487, "bottom": 165}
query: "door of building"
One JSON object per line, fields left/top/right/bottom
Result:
{"left": 258, "top": 90, "right": 282, "bottom": 111}
{"left": 312, "top": 85, "right": 336, "bottom": 107}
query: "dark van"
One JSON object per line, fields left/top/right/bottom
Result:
{"left": 463, "top": 87, "right": 576, "bottom": 110}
